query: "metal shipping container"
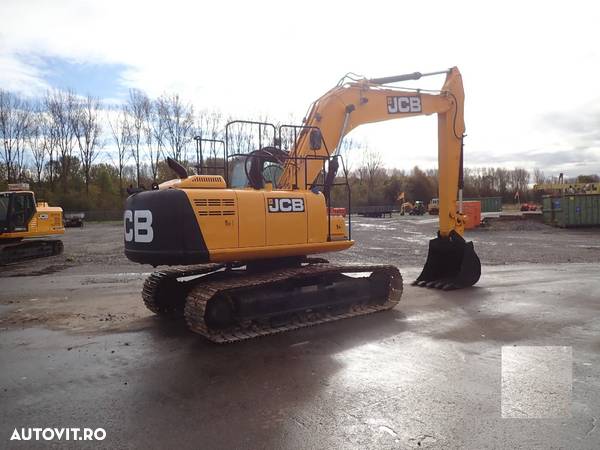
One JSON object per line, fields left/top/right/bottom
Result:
{"left": 542, "top": 194, "right": 600, "bottom": 227}
{"left": 463, "top": 196, "right": 502, "bottom": 213}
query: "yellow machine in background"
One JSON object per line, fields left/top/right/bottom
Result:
{"left": 534, "top": 173, "right": 599, "bottom": 194}
{"left": 400, "top": 201, "right": 426, "bottom": 215}
{"left": 0, "top": 184, "right": 64, "bottom": 264}
{"left": 124, "top": 67, "right": 481, "bottom": 342}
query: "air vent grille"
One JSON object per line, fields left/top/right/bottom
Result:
{"left": 190, "top": 175, "right": 224, "bottom": 183}
{"left": 193, "top": 197, "right": 236, "bottom": 217}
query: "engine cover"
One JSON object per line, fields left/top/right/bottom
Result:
{"left": 124, "top": 189, "right": 209, "bottom": 266}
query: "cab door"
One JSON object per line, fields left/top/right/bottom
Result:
{"left": 7, "top": 193, "right": 36, "bottom": 232}
{"left": 0, "top": 193, "right": 9, "bottom": 233}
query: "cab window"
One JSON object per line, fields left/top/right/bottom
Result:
{"left": 0, "top": 194, "right": 9, "bottom": 229}
{"left": 10, "top": 193, "right": 36, "bottom": 231}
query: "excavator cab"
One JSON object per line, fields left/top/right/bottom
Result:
{"left": 0, "top": 191, "right": 36, "bottom": 234}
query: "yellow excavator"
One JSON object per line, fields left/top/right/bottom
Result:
{"left": 0, "top": 184, "right": 64, "bottom": 264}
{"left": 124, "top": 67, "right": 481, "bottom": 342}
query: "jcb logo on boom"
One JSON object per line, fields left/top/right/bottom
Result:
{"left": 387, "top": 95, "right": 422, "bottom": 114}
{"left": 267, "top": 198, "right": 305, "bottom": 213}
{"left": 124, "top": 210, "right": 154, "bottom": 243}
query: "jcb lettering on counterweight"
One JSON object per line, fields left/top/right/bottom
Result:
{"left": 268, "top": 198, "right": 305, "bottom": 213}
{"left": 387, "top": 96, "right": 422, "bottom": 114}
{"left": 124, "top": 210, "right": 154, "bottom": 243}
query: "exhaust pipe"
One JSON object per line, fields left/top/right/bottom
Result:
{"left": 413, "top": 230, "right": 481, "bottom": 290}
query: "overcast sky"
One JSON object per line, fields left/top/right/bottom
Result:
{"left": 1, "top": 0, "right": 599, "bottom": 176}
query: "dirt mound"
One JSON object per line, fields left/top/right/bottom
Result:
{"left": 479, "top": 217, "right": 552, "bottom": 232}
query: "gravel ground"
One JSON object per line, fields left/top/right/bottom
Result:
{"left": 326, "top": 214, "right": 600, "bottom": 267}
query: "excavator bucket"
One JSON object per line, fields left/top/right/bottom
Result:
{"left": 413, "top": 231, "right": 481, "bottom": 290}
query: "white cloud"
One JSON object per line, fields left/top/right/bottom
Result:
{"left": 1, "top": 0, "right": 600, "bottom": 175}
{"left": 0, "top": 51, "right": 50, "bottom": 95}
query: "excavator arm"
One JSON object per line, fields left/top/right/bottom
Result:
{"left": 279, "top": 67, "right": 480, "bottom": 289}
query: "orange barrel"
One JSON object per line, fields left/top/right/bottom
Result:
{"left": 462, "top": 201, "right": 481, "bottom": 229}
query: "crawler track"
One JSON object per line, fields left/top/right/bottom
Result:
{"left": 0, "top": 240, "right": 63, "bottom": 265}
{"left": 141, "top": 264, "right": 224, "bottom": 316}
{"left": 142, "top": 262, "right": 402, "bottom": 343}
{"left": 186, "top": 263, "right": 402, "bottom": 343}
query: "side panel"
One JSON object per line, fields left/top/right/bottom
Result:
{"left": 187, "top": 190, "right": 238, "bottom": 249}
{"left": 34, "top": 206, "right": 64, "bottom": 235}
{"left": 305, "top": 192, "right": 327, "bottom": 244}
{"left": 264, "top": 192, "right": 308, "bottom": 246}
{"left": 328, "top": 216, "right": 348, "bottom": 241}
{"left": 236, "top": 190, "right": 266, "bottom": 247}
{"left": 210, "top": 240, "right": 353, "bottom": 262}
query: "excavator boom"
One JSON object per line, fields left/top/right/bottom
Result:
{"left": 280, "top": 67, "right": 465, "bottom": 237}
{"left": 279, "top": 67, "right": 480, "bottom": 289}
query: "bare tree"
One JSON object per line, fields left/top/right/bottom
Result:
{"left": 196, "top": 110, "right": 224, "bottom": 173}
{"left": 72, "top": 95, "right": 102, "bottom": 194}
{"left": 225, "top": 117, "right": 248, "bottom": 155}
{"left": 495, "top": 167, "right": 510, "bottom": 200}
{"left": 533, "top": 168, "right": 546, "bottom": 185}
{"left": 339, "top": 137, "right": 361, "bottom": 173}
{"left": 126, "top": 89, "right": 151, "bottom": 187}
{"left": 108, "top": 108, "right": 131, "bottom": 197}
{"left": 28, "top": 105, "right": 49, "bottom": 184}
{"left": 45, "top": 89, "right": 77, "bottom": 192}
{"left": 44, "top": 114, "right": 58, "bottom": 187}
{"left": 147, "top": 101, "right": 164, "bottom": 182}
{"left": 157, "top": 93, "right": 195, "bottom": 161}
{"left": 0, "top": 90, "right": 33, "bottom": 182}
{"left": 359, "top": 146, "right": 383, "bottom": 189}
{"left": 510, "top": 167, "right": 530, "bottom": 199}
{"left": 275, "top": 113, "right": 300, "bottom": 152}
